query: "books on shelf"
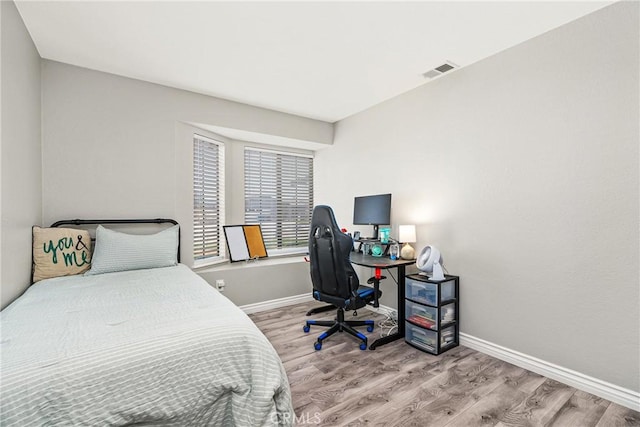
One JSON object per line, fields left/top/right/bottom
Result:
{"left": 410, "top": 329, "right": 436, "bottom": 351}
{"left": 407, "top": 314, "right": 435, "bottom": 329}
{"left": 441, "top": 306, "right": 455, "bottom": 323}
{"left": 441, "top": 328, "right": 455, "bottom": 345}
{"left": 411, "top": 339, "right": 435, "bottom": 351}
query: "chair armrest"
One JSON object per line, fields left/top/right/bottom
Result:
{"left": 366, "top": 274, "right": 385, "bottom": 308}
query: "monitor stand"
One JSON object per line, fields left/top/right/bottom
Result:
{"left": 369, "top": 224, "right": 379, "bottom": 241}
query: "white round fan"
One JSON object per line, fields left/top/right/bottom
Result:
{"left": 416, "top": 245, "right": 445, "bottom": 280}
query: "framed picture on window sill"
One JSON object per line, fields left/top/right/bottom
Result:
{"left": 223, "top": 225, "right": 268, "bottom": 262}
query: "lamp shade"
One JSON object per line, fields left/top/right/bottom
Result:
{"left": 398, "top": 225, "right": 416, "bottom": 243}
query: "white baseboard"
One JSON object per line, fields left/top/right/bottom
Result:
{"left": 239, "top": 293, "right": 314, "bottom": 314}
{"left": 239, "top": 295, "right": 398, "bottom": 318}
{"left": 460, "top": 333, "right": 640, "bottom": 412}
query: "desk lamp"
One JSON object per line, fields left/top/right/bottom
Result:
{"left": 399, "top": 225, "right": 416, "bottom": 259}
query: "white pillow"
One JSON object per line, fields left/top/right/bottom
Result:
{"left": 86, "top": 225, "right": 179, "bottom": 275}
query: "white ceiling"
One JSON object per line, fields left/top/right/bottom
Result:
{"left": 16, "top": 1, "right": 612, "bottom": 123}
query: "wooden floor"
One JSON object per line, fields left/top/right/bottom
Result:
{"left": 249, "top": 301, "right": 640, "bottom": 427}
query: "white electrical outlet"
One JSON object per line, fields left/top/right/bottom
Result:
{"left": 215, "top": 279, "right": 225, "bottom": 291}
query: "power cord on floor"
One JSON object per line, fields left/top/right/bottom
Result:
{"left": 378, "top": 310, "right": 398, "bottom": 338}
{"left": 351, "top": 307, "right": 397, "bottom": 337}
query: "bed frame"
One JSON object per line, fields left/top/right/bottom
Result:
{"left": 50, "top": 218, "right": 180, "bottom": 262}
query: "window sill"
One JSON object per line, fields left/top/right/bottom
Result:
{"left": 193, "top": 253, "right": 307, "bottom": 273}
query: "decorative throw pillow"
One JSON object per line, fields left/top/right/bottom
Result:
{"left": 85, "top": 225, "right": 179, "bottom": 276}
{"left": 32, "top": 226, "right": 92, "bottom": 283}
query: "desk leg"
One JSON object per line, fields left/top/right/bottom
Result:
{"left": 369, "top": 333, "right": 402, "bottom": 350}
{"left": 369, "top": 265, "right": 406, "bottom": 350}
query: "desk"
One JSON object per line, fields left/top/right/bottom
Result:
{"left": 350, "top": 252, "right": 414, "bottom": 350}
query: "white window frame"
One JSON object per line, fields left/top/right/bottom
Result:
{"left": 193, "top": 134, "right": 225, "bottom": 267}
{"left": 244, "top": 147, "right": 314, "bottom": 257}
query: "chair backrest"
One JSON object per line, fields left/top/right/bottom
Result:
{"left": 308, "top": 205, "right": 359, "bottom": 300}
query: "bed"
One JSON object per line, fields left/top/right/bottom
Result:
{"left": 0, "top": 220, "right": 293, "bottom": 426}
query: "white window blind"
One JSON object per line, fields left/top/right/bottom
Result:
{"left": 193, "top": 135, "right": 225, "bottom": 265}
{"left": 244, "top": 148, "right": 313, "bottom": 255}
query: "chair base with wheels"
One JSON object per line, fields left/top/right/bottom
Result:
{"left": 304, "top": 307, "right": 374, "bottom": 351}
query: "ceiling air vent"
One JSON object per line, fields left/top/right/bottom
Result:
{"left": 423, "top": 61, "right": 458, "bottom": 79}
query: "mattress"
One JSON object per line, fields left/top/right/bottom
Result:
{"left": 0, "top": 265, "right": 293, "bottom": 426}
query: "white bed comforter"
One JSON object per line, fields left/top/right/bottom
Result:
{"left": 0, "top": 265, "right": 293, "bottom": 426}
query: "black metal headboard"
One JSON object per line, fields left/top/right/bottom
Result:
{"left": 50, "top": 218, "right": 180, "bottom": 262}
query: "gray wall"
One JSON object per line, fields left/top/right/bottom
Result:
{"left": 199, "top": 260, "right": 311, "bottom": 307}
{"left": 317, "top": 2, "right": 639, "bottom": 391}
{"left": 41, "top": 60, "right": 332, "bottom": 225}
{"left": 40, "top": 61, "right": 322, "bottom": 305}
{"left": 1, "top": 1, "right": 42, "bottom": 309}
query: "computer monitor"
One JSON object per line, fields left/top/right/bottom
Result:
{"left": 353, "top": 193, "right": 391, "bottom": 240}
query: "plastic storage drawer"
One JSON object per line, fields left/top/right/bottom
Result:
{"left": 405, "top": 321, "right": 438, "bottom": 353}
{"left": 405, "top": 276, "right": 456, "bottom": 306}
{"left": 405, "top": 322, "right": 458, "bottom": 354}
{"left": 405, "top": 300, "right": 438, "bottom": 330}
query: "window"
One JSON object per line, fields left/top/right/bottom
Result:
{"left": 193, "top": 135, "right": 225, "bottom": 265}
{"left": 244, "top": 148, "right": 313, "bottom": 255}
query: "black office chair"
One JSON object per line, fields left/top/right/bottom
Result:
{"left": 303, "top": 205, "right": 381, "bottom": 351}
